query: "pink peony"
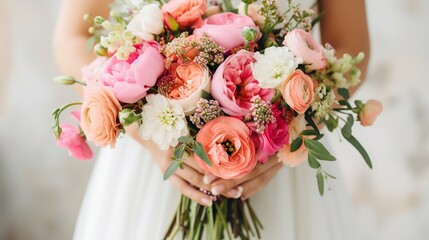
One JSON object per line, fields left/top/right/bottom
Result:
{"left": 81, "top": 57, "right": 107, "bottom": 85}
{"left": 194, "top": 116, "right": 256, "bottom": 179}
{"left": 283, "top": 29, "right": 327, "bottom": 70}
{"left": 281, "top": 70, "right": 314, "bottom": 114}
{"left": 211, "top": 50, "right": 274, "bottom": 117}
{"left": 193, "top": 12, "right": 260, "bottom": 51}
{"left": 162, "top": 0, "right": 206, "bottom": 29}
{"left": 99, "top": 42, "right": 165, "bottom": 104}
{"left": 250, "top": 105, "right": 290, "bottom": 164}
{"left": 56, "top": 123, "right": 93, "bottom": 160}
{"left": 81, "top": 82, "right": 122, "bottom": 148}
{"left": 359, "top": 100, "right": 383, "bottom": 126}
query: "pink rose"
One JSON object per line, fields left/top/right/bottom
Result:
{"left": 283, "top": 29, "right": 327, "bottom": 70}
{"left": 162, "top": 0, "right": 206, "bottom": 29}
{"left": 281, "top": 70, "right": 314, "bottom": 114}
{"left": 56, "top": 123, "right": 93, "bottom": 160}
{"left": 359, "top": 99, "right": 383, "bottom": 126}
{"left": 250, "top": 105, "right": 290, "bottom": 163}
{"left": 193, "top": 13, "right": 260, "bottom": 51}
{"left": 194, "top": 116, "right": 256, "bottom": 179}
{"left": 81, "top": 83, "right": 122, "bottom": 148}
{"left": 211, "top": 50, "right": 274, "bottom": 117}
{"left": 277, "top": 143, "right": 308, "bottom": 167}
{"left": 81, "top": 57, "right": 107, "bottom": 85}
{"left": 99, "top": 42, "right": 165, "bottom": 103}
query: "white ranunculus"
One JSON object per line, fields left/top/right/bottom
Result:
{"left": 127, "top": 3, "right": 165, "bottom": 41}
{"left": 140, "top": 94, "right": 189, "bottom": 150}
{"left": 252, "top": 46, "right": 302, "bottom": 89}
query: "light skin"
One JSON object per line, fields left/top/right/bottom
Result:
{"left": 54, "top": 0, "right": 369, "bottom": 206}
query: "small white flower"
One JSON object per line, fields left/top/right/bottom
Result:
{"left": 252, "top": 46, "right": 302, "bottom": 89}
{"left": 140, "top": 94, "right": 189, "bottom": 150}
{"left": 127, "top": 3, "right": 165, "bottom": 41}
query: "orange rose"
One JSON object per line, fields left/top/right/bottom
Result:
{"left": 359, "top": 99, "right": 383, "bottom": 126}
{"left": 162, "top": 0, "right": 206, "bottom": 29}
{"left": 281, "top": 70, "right": 314, "bottom": 114}
{"left": 194, "top": 116, "right": 256, "bottom": 179}
{"left": 81, "top": 83, "right": 122, "bottom": 148}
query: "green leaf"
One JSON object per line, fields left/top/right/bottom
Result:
{"left": 304, "top": 139, "right": 336, "bottom": 161}
{"left": 290, "top": 137, "right": 303, "bottom": 153}
{"left": 316, "top": 169, "right": 325, "bottom": 196}
{"left": 194, "top": 142, "right": 212, "bottom": 167}
{"left": 173, "top": 145, "right": 185, "bottom": 160}
{"left": 201, "top": 90, "right": 213, "bottom": 100}
{"left": 300, "top": 129, "right": 318, "bottom": 136}
{"left": 338, "top": 88, "right": 350, "bottom": 100}
{"left": 163, "top": 161, "right": 179, "bottom": 180}
{"left": 308, "top": 153, "right": 321, "bottom": 169}
{"left": 342, "top": 133, "right": 373, "bottom": 169}
{"left": 341, "top": 114, "right": 354, "bottom": 138}
{"left": 177, "top": 136, "right": 194, "bottom": 144}
{"left": 338, "top": 100, "right": 353, "bottom": 109}
{"left": 325, "top": 114, "right": 338, "bottom": 132}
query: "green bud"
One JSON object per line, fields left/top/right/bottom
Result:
{"left": 119, "top": 109, "right": 142, "bottom": 126}
{"left": 52, "top": 124, "right": 62, "bottom": 139}
{"left": 93, "top": 16, "right": 105, "bottom": 25}
{"left": 353, "top": 52, "right": 365, "bottom": 64}
{"left": 94, "top": 43, "right": 109, "bottom": 57}
{"left": 83, "top": 14, "right": 92, "bottom": 23}
{"left": 164, "top": 12, "right": 179, "bottom": 32}
{"left": 241, "top": 0, "right": 257, "bottom": 4}
{"left": 88, "top": 27, "right": 95, "bottom": 34}
{"left": 54, "top": 75, "right": 76, "bottom": 85}
{"left": 242, "top": 27, "right": 258, "bottom": 42}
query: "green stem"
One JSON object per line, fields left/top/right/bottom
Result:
{"left": 223, "top": 0, "right": 233, "bottom": 12}
{"left": 58, "top": 102, "right": 83, "bottom": 115}
{"left": 244, "top": 3, "right": 249, "bottom": 15}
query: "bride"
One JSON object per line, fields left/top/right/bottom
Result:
{"left": 54, "top": 0, "right": 370, "bottom": 239}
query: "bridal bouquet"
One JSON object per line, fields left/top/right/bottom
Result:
{"left": 52, "top": 0, "right": 382, "bottom": 239}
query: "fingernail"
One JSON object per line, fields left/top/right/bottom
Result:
{"left": 211, "top": 185, "right": 225, "bottom": 196}
{"left": 203, "top": 174, "right": 217, "bottom": 184}
{"left": 201, "top": 197, "right": 213, "bottom": 207}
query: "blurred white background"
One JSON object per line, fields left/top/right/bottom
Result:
{"left": 0, "top": 0, "right": 428, "bottom": 239}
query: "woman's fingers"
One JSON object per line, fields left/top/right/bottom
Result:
{"left": 183, "top": 157, "right": 206, "bottom": 174}
{"left": 175, "top": 164, "right": 211, "bottom": 191}
{"left": 169, "top": 174, "right": 213, "bottom": 206}
{"left": 240, "top": 162, "right": 283, "bottom": 200}
{"left": 210, "top": 158, "right": 280, "bottom": 196}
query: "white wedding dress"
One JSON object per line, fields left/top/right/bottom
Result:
{"left": 74, "top": 1, "right": 356, "bottom": 239}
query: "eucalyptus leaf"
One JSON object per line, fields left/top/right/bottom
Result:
{"left": 325, "top": 114, "right": 338, "bottom": 132}
{"left": 201, "top": 90, "right": 213, "bottom": 100}
{"left": 178, "top": 136, "right": 194, "bottom": 144}
{"left": 341, "top": 114, "right": 354, "bottom": 138}
{"left": 163, "top": 161, "right": 179, "bottom": 180}
{"left": 304, "top": 139, "right": 336, "bottom": 161}
{"left": 342, "top": 133, "right": 373, "bottom": 169}
{"left": 290, "top": 137, "right": 303, "bottom": 153}
{"left": 300, "top": 130, "right": 318, "bottom": 136}
{"left": 308, "top": 153, "right": 321, "bottom": 169}
{"left": 194, "top": 142, "right": 212, "bottom": 167}
{"left": 338, "top": 88, "right": 350, "bottom": 100}
{"left": 173, "top": 145, "right": 185, "bottom": 160}
{"left": 316, "top": 169, "right": 324, "bottom": 196}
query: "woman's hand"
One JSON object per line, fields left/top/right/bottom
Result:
{"left": 126, "top": 124, "right": 214, "bottom": 206}
{"left": 206, "top": 156, "right": 284, "bottom": 200}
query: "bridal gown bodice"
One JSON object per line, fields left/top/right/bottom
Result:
{"left": 74, "top": 1, "right": 356, "bottom": 239}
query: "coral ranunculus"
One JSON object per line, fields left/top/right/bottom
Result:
{"left": 99, "top": 42, "right": 165, "bottom": 104}
{"left": 81, "top": 83, "right": 122, "bottom": 148}
{"left": 281, "top": 70, "right": 314, "bottom": 114}
{"left": 283, "top": 29, "right": 327, "bottom": 70}
{"left": 56, "top": 123, "right": 93, "bottom": 160}
{"left": 211, "top": 50, "right": 274, "bottom": 117}
{"left": 194, "top": 116, "right": 256, "bottom": 179}
{"left": 161, "top": 0, "right": 206, "bottom": 29}
{"left": 193, "top": 12, "right": 260, "bottom": 51}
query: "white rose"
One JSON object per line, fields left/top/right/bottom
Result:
{"left": 140, "top": 94, "right": 189, "bottom": 150}
{"left": 252, "top": 46, "right": 302, "bottom": 89}
{"left": 127, "top": 3, "right": 165, "bottom": 41}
